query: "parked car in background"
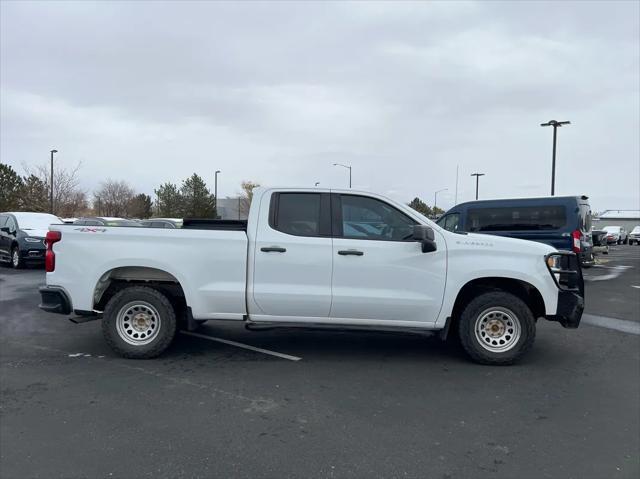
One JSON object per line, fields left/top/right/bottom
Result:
{"left": 73, "top": 217, "right": 142, "bottom": 227}
{"left": 139, "top": 218, "right": 182, "bottom": 229}
{"left": 437, "top": 196, "right": 594, "bottom": 267}
{"left": 602, "top": 226, "right": 628, "bottom": 245}
{"left": 628, "top": 226, "right": 640, "bottom": 245}
{"left": 591, "top": 229, "right": 609, "bottom": 255}
{"left": 0, "top": 212, "right": 63, "bottom": 268}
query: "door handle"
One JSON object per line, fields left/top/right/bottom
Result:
{"left": 338, "top": 249, "right": 364, "bottom": 256}
{"left": 260, "top": 246, "right": 286, "bottom": 253}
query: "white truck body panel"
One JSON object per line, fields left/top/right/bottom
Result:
{"left": 47, "top": 226, "right": 248, "bottom": 319}
{"left": 45, "top": 187, "right": 560, "bottom": 329}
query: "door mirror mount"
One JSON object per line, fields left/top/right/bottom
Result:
{"left": 413, "top": 225, "right": 437, "bottom": 253}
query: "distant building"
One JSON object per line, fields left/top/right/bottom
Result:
{"left": 216, "top": 197, "right": 246, "bottom": 220}
{"left": 593, "top": 210, "right": 640, "bottom": 231}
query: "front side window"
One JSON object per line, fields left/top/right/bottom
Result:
{"left": 271, "top": 193, "right": 323, "bottom": 237}
{"left": 340, "top": 195, "right": 416, "bottom": 241}
{"left": 0, "top": 215, "right": 7, "bottom": 228}
{"left": 6, "top": 217, "right": 17, "bottom": 232}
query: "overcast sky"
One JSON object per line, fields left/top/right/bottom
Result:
{"left": 1, "top": 0, "right": 638, "bottom": 212}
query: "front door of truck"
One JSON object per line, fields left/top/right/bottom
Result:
{"left": 330, "top": 194, "right": 446, "bottom": 323}
{"left": 252, "top": 192, "right": 333, "bottom": 318}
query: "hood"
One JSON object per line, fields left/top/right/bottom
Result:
{"left": 21, "top": 228, "right": 49, "bottom": 239}
{"left": 459, "top": 231, "right": 556, "bottom": 255}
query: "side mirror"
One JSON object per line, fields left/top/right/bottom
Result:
{"left": 413, "top": 225, "right": 437, "bottom": 253}
{"left": 0, "top": 227, "right": 10, "bottom": 234}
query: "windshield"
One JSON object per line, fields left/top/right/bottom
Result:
{"left": 603, "top": 226, "right": 621, "bottom": 233}
{"left": 14, "top": 213, "right": 62, "bottom": 231}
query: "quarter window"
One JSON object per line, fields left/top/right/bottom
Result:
{"left": 271, "top": 193, "right": 323, "bottom": 237}
{"left": 340, "top": 195, "right": 417, "bottom": 241}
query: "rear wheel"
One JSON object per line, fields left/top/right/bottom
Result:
{"left": 457, "top": 291, "right": 536, "bottom": 365}
{"left": 102, "top": 286, "right": 177, "bottom": 359}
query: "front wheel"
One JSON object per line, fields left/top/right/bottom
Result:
{"left": 102, "top": 286, "right": 177, "bottom": 359}
{"left": 11, "top": 246, "right": 23, "bottom": 269}
{"left": 457, "top": 291, "right": 536, "bottom": 365}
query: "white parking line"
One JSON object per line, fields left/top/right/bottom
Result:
{"left": 180, "top": 331, "right": 302, "bottom": 361}
{"left": 582, "top": 314, "right": 640, "bottom": 335}
{"left": 584, "top": 265, "right": 632, "bottom": 282}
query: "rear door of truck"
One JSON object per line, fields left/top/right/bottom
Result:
{"left": 250, "top": 191, "right": 333, "bottom": 318}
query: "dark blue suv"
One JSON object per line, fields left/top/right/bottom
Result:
{"left": 437, "top": 196, "right": 594, "bottom": 266}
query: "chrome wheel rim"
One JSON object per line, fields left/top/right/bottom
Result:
{"left": 12, "top": 250, "right": 19, "bottom": 267}
{"left": 474, "top": 307, "right": 521, "bottom": 353}
{"left": 116, "top": 301, "right": 161, "bottom": 346}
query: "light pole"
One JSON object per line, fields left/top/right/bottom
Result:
{"left": 471, "top": 173, "right": 485, "bottom": 200}
{"left": 434, "top": 188, "right": 447, "bottom": 213}
{"left": 540, "top": 120, "right": 570, "bottom": 196}
{"left": 50, "top": 149, "right": 58, "bottom": 214}
{"left": 333, "top": 163, "right": 352, "bottom": 188}
{"left": 214, "top": 170, "right": 220, "bottom": 218}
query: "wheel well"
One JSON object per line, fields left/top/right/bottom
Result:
{"left": 94, "top": 267, "right": 187, "bottom": 315}
{"left": 450, "top": 277, "right": 546, "bottom": 322}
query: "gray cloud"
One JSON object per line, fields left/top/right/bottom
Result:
{"left": 1, "top": 0, "right": 638, "bottom": 210}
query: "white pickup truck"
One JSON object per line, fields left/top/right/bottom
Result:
{"left": 39, "top": 187, "right": 584, "bottom": 365}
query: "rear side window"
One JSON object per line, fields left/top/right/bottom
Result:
{"left": 579, "top": 204, "right": 592, "bottom": 232}
{"left": 468, "top": 206, "right": 567, "bottom": 232}
{"left": 0, "top": 215, "right": 7, "bottom": 228}
{"left": 270, "top": 193, "right": 324, "bottom": 237}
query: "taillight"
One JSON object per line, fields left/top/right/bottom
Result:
{"left": 572, "top": 230, "right": 581, "bottom": 253}
{"left": 45, "top": 231, "right": 62, "bottom": 272}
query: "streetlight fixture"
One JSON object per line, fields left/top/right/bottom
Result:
{"left": 540, "top": 120, "right": 570, "bottom": 196}
{"left": 333, "top": 163, "right": 352, "bottom": 188}
{"left": 214, "top": 170, "right": 221, "bottom": 218}
{"left": 434, "top": 188, "right": 447, "bottom": 213}
{"left": 470, "top": 173, "right": 485, "bottom": 200}
{"left": 50, "top": 149, "right": 58, "bottom": 214}
{"left": 315, "top": 182, "right": 320, "bottom": 187}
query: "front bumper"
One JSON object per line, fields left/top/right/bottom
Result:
{"left": 546, "top": 290, "right": 584, "bottom": 328}
{"left": 20, "top": 245, "right": 46, "bottom": 262}
{"left": 39, "top": 286, "right": 72, "bottom": 315}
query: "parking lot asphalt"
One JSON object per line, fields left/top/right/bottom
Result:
{"left": 1, "top": 246, "right": 639, "bottom": 479}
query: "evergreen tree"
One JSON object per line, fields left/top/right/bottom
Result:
{"left": 180, "top": 173, "right": 215, "bottom": 217}
{"left": 0, "top": 163, "right": 24, "bottom": 211}
{"left": 154, "top": 182, "right": 183, "bottom": 217}
{"left": 20, "top": 174, "right": 49, "bottom": 212}
{"left": 128, "top": 193, "right": 153, "bottom": 219}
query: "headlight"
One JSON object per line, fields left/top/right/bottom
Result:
{"left": 546, "top": 255, "right": 561, "bottom": 271}
{"left": 24, "top": 237, "right": 42, "bottom": 243}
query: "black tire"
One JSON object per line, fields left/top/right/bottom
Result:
{"left": 11, "top": 245, "right": 23, "bottom": 269}
{"left": 457, "top": 291, "right": 536, "bottom": 365}
{"left": 102, "top": 286, "right": 177, "bottom": 359}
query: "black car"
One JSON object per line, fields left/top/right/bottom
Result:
{"left": 0, "top": 212, "right": 63, "bottom": 268}
{"left": 437, "top": 195, "right": 594, "bottom": 266}
{"left": 73, "top": 217, "right": 142, "bottom": 227}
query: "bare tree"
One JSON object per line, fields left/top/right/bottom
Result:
{"left": 93, "top": 179, "right": 135, "bottom": 217}
{"left": 23, "top": 161, "right": 86, "bottom": 216}
{"left": 238, "top": 180, "right": 260, "bottom": 218}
